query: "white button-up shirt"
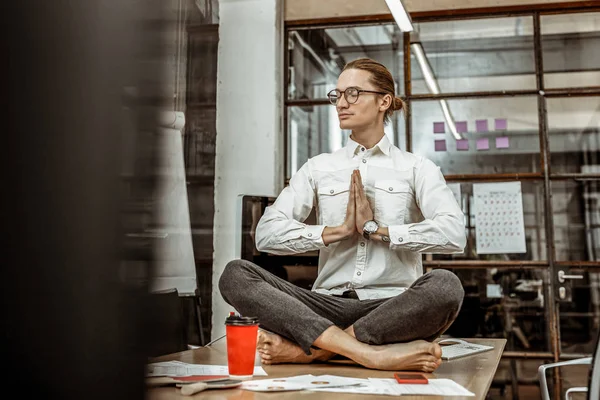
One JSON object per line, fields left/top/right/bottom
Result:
{"left": 255, "top": 135, "right": 466, "bottom": 300}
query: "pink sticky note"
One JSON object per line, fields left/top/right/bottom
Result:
{"left": 476, "top": 138, "right": 489, "bottom": 150}
{"left": 496, "top": 136, "right": 510, "bottom": 149}
{"left": 495, "top": 118, "right": 507, "bottom": 130}
{"left": 434, "top": 140, "right": 447, "bottom": 152}
{"left": 455, "top": 121, "right": 468, "bottom": 133}
{"left": 476, "top": 119, "right": 488, "bottom": 133}
{"left": 433, "top": 122, "right": 445, "bottom": 134}
{"left": 456, "top": 139, "right": 469, "bottom": 151}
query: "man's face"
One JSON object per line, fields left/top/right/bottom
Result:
{"left": 335, "top": 69, "right": 386, "bottom": 130}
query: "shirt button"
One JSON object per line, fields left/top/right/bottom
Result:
{"left": 360, "top": 242, "right": 365, "bottom": 247}
{"left": 389, "top": 187, "right": 393, "bottom": 191}
{"left": 362, "top": 159, "right": 367, "bottom": 163}
{"left": 361, "top": 147, "right": 365, "bottom": 151}
{"left": 308, "top": 233, "right": 312, "bottom": 237}
{"left": 330, "top": 189, "right": 334, "bottom": 194}
{"left": 398, "top": 237, "right": 403, "bottom": 242}
{"left": 357, "top": 271, "right": 362, "bottom": 276}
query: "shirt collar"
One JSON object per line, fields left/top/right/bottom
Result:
{"left": 375, "top": 134, "right": 391, "bottom": 156}
{"left": 344, "top": 134, "right": 392, "bottom": 158}
{"left": 345, "top": 136, "right": 361, "bottom": 158}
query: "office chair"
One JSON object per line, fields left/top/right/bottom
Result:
{"left": 538, "top": 331, "right": 600, "bottom": 400}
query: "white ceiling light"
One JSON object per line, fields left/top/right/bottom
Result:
{"left": 411, "top": 43, "right": 439, "bottom": 94}
{"left": 384, "top": 0, "right": 414, "bottom": 32}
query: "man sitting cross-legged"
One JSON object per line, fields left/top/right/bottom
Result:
{"left": 219, "top": 58, "right": 466, "bottom": 372}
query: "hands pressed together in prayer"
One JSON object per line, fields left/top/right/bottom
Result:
{"left": 340, "top": 169, "right": 374, "bottom": 238}
{"left": 323, "top": 170, "right": 390, "bottom": 245}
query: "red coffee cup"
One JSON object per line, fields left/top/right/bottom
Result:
{"left": 225, "top": 313, "right": 259, "bottom": 380}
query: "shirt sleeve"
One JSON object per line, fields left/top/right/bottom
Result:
{"left": 255, "top": 161, "right": 327, "bottom": 255}
{"left": 387, "top": 158, "right": 466, "bottom": 254}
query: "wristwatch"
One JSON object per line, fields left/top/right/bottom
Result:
{"left": 362, "top": 220, "right": 379, "bottom": 240}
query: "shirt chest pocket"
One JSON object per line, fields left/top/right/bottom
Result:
{"left": 317, "top": 183, "right": 350, "bottom": 227}
{"left": 374, "top": 180, "right": 412, "bottom": 226}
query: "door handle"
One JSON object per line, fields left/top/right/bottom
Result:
{"left": 558, "top": 270, "right": 584, "bottom": 283}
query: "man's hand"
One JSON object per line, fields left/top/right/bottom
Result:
{"left": 340, "top": 176, "right": 357, "bottom": 239}
{"left": 322, "top": 176, "right": 357, "bottom": 245}
{"left": 353, "top": 170, "right": 374, "bottom": 234}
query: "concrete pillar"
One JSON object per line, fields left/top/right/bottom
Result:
{"left": 212, "top": 0, "right": 284, "bottom": 339}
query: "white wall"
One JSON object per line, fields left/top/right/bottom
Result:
{"left": 285, "top": 0, "right": 587, "bottom": 21}
{"left": 212, "top": 0, "right": 284, "bottom": 339}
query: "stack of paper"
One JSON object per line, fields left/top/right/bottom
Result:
{"left": 146, "top": 361, "right": 267, "bottom": 377}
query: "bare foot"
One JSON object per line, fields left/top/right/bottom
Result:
{"left": 362, "top": 340, "right": 442, "bottom": 372}
{"left": 256, "top": 330, "right": 333, "bottom": 365}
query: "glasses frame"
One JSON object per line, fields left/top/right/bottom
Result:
{"left": 327, "top": 87, "right": 389, "bottom": 105}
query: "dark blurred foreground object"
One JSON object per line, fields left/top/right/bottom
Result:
{"left": 1, "top": 1, "right": 166, "bottom": 399}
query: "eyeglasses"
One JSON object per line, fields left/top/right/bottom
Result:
{"left": 327, "top": 87, "right": 388, "bottom": 105}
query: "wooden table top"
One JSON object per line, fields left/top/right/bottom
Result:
{"left": 147, "top": 338, "right": 506, "bottom": 400}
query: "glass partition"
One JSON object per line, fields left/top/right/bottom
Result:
{"left": 283, "top": 10, "right": 600, "bottom": 387}
{"left": 411, "top": 17, "right": 536, "bottom": 94}
{"left": 288, "top": 24, "right": 405, "bottom": 101}
{"left": 443, "top": 267, "right": 550, "bottom": 353}
{"left": 547, "top": 96, "right": 600, "bottom": 175}
{"left": 552, "top": 180, "right": 600, "bottom": 262}
{"left": 411, "top": 97, "right": 541, "bottom": 175}
{"left": 541, "top": 12, "right": 600, "bottom": 89}
{"left": 431, "top": 180, "right": 547, "bottom": 261}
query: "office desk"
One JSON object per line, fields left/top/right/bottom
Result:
{"left": 147, "top": 338, "right": 506, "bottom": 400}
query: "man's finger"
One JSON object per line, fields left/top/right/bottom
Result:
{"left": 356, "top": 172, "right": 366, "bottom": 201}
{"left": 348, "top": 174, "right": 356, "bottom": 211}
{"left": 353, "top": 174, "right": 359, "bottom": 203}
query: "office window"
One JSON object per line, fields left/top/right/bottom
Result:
{"left": 445, "top": 267, "right": 550, "bottom": 353}
{"left": 552, "top": 180, "right": 600, "bottom": 262}
{"left": 288, "top": 24, "right": 405, "bottom": 101}
{"left": 559, "top": 273, "right": 600, "bottom": 351}
{"left": 411, "top": 97, "right": 541, "bottom": 175}
{"left": 541, "top": 12, "right": 600, "bottom": 89}
{"left": 547, "top": 97, "right": 600, "bottom": 175}
{"left": 411, "top": 17, "right": 536, "bottom": 95}
{"left": 283, "top": 5, "right": 600, "bottom": 386}
{"left": 430, "top": 181, "right": 547, "bottom": 261}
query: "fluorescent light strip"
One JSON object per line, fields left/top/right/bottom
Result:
{"left": 384, "top": 0, "right": 414, "bottom": 32}
{"left": 411, "top": 43, "right": 461, "bottom": 140}
{"left": 440, "top": 100, "right": 460, "bottom": 140}
{"left": 411, "top": 43, "right": 439, "bottom": 94}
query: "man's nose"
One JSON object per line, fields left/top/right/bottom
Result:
{"left": 337, "top": 93, "right": 349, "bottom": 109}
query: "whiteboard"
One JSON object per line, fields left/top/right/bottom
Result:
{"left": 150, "top": 111, "right": 197, "bottom": 295}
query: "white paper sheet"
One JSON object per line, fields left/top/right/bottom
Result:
{"left": 370, "top": 378, "right": 475, "bottom": 396}
{"left": 310, "top": 380, "right": 395, "bottom": 395}
{"left": 312, "top": 378, "right": 474, "bottom": 397}
{"left": 241, "top": 375, "right": 367, "bottom": 392}
{"left": 473, "top": 181, "right": 526, "bottom": 254}
{"left": 146, "top": 361, "right": 267, "bottom": 377}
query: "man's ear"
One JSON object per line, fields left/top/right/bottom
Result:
{"left": 380, "top": 94, "right": 392, "bottom": 112}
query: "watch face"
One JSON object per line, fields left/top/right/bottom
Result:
{"left": 364, "top": 220, "right": 378, "bottom": 233}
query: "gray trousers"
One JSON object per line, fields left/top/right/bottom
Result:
{"left": 219, "top": 259, "right": 464, "bottom": 354}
